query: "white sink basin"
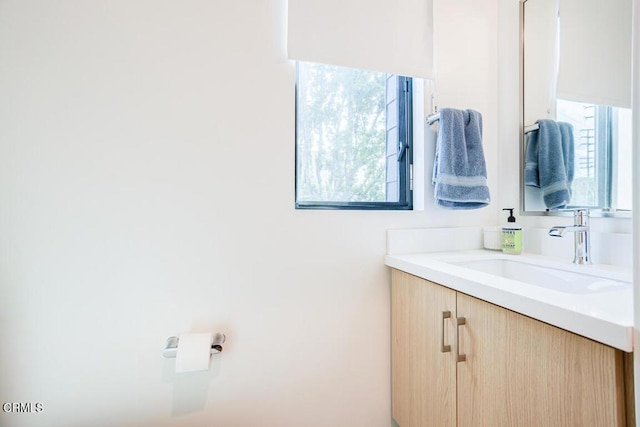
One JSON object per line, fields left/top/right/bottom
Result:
{"left": 452, "top": 257, "right": 631, "bottom": 295}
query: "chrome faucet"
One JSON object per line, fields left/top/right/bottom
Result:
{"left": 548, "top": 209, "right": 591, "bottom": 264}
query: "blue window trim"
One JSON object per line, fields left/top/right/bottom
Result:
{"left": 294, "top": 72, "right": 413, "bottom": 210}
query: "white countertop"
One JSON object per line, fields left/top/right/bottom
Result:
{"left": 385, "top": 250, "right": 633, "bottom": 352}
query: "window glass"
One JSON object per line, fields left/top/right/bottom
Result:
{"left": 556, "top": 99, "right": 632, "bottom": 211}
{"left": 295, "top": 61, "right": 412, "bottom": 209}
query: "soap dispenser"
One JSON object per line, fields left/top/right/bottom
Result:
{"left": 501, "top": 208, "right": 522, "bottom": 254}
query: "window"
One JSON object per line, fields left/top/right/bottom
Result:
{"left": 295, "top": 61, "right": 413, "bottom": 210}
{"left": 556, "top": 99, "right": 632, "bottom": 211}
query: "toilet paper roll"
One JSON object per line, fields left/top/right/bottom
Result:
{"left": 176, "top": 332, "right": 213, "bottom": 373}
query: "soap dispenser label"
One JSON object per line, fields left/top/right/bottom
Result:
{"left": 502, "top": 229, "right": 522, "bottom": 254}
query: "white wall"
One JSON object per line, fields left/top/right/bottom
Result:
{"left": 0, "top": 1, "right": 498, "bottom": 426}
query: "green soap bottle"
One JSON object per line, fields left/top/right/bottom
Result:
{"left": 501, "top": 208, "right": 522, "bottom": 255}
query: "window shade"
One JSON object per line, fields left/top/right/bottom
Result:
{"left": 287, "top": 0, "right": 434, "bottom": 79}
{"left": 523, "top": 0, "right": 558, "bottom": 122}
{"left": 556, "top": 0, "right": 632, "bottom": 108}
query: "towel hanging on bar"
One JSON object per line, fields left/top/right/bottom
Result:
{"left": 524, "top": 119, "right": 574, "bottom": 209}
{"left": 432, "top": 108, "right": 490, "bottom": 209}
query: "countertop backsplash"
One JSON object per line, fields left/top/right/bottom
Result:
{"left": 387, "top": 227, "right": 632, "bottom": 269}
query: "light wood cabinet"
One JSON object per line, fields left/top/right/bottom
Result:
{"left": 391, "top": 269, "right": 632, "bottom": 427}
{"left": 391, "top": 269, "right": 456, "bottom": 427}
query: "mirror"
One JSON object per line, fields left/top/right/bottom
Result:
{"left": 521, "top": 0, "right": 633, "bottom": 215}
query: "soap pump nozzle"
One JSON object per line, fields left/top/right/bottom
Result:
{"left": 502, "top": 208, "right": 516, "bottom": 223}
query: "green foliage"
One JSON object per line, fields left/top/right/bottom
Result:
{"left": 296, "top": 62, "right": 387, "bottom": 202}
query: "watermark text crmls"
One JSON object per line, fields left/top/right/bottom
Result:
{"left": 2, "top": 402, "right": 44, "bottom": 413}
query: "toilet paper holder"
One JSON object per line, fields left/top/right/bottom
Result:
{"left": 162, "top": 333, "right": 226, "bottom": 358}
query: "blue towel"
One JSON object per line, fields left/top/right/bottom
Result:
{"left": 558, "top": 122, "right": 574, "bottom": 185}
{"left": 432, "top": 108, "right": 490, "bottom": 209}
{"left": 524, "top": 119, "right": 574, "bottom": 209}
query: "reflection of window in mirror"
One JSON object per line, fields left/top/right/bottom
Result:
{"left": 555, "top": 100, "right": 632, "bottom": 211}
{"left": 614, "top": 108, "right": 632, "bottom": 211}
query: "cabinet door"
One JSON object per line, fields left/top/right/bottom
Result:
{"left": 391, "top": 270, "right": 456, "bottom": 427}
{"left": 455, "top": 292, "right": 510, "bottom": 426}
{"left": 456, "top": 292, "right": 626, "bottom": 427}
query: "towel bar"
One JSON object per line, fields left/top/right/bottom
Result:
{"left": 524, "top": 123, "right": 539, "bottom": 133}
{"left": 426, "top": 112, "right": 440, "bottom": 125}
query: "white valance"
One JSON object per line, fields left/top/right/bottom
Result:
{"left": 556, "top": 0, "right": 632, "bottom": 108}
{"left": 287, "top": 0, "right": 434, "bottom": 79}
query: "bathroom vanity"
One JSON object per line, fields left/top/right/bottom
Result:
{"left": 386, "top": 251, "right": 634, "bottom": 427}
{"left": 386, "top": 0, "right": 636, "bottom": 423}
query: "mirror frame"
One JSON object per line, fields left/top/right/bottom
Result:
{"left": 518, "top": 0, "right": 632, "bottom": 219}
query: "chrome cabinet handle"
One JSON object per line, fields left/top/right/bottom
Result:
{"left": 456, "top": 317, "right": 466, "bottom": 363}
{"left": 441, "top": 311, "right": 451, "bottom": 353}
